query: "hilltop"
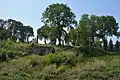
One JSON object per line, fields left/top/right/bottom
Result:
{"left": 0, "top": 41, "right": 120, "bottom": 80}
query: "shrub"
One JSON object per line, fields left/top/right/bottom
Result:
{"left": 44, "top": 53, "right": 55, "bottom": 65}
{"left": 28, "top": 55, "right": 43, "bottom": 67}
{"left": 56, "top": 65, "right": 67, "bottom": 73}
{"left": 44, "top": 52, "right": 76, "bottom": 67}
{"left": 1, "top": 54, "right": 7, "bottom": 61}
{"left": 0, "top": 41, "right": 32, "bottom": 61}
{"left": 0, "top": 49, "right": 18, "bottom": 61}
{"left": 79, "top": 46, "right": 107, "bottom": 57}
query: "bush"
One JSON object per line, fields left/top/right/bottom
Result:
{"left": 56, "top": 65, "right": 67, "bottom": 73}
{"left": 79, "top": 46, "right": 107, "bottom": 57}
{"left": 28, "top": 55, "right": 42, "bottom": 67}
{"left": 44, "top": 53, "right": 55, "bottom": 65}
{"left": 0, "top": 41, "right": 32, "bottom": 61}
{"left": 0, "top": 49, "right": 18, "bottom": 61}
{"left": 44, "top": 53, "right": 76, "bottom": 67}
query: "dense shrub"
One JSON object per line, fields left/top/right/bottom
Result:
{"left": 79, "top": 46, "right": 107, "bottom": 57}
{"left": 0, "top": 41, "right": 32, "bottom": 61}
{"left": 44, "top": 53, "right": 76, "bottom": 67}
{"left": 28, "top": 55, "right": 42, "bottom": 67}
{"left": 0, "top": 49, "right": 19, "bottom": 61}
{"left": 56, "top": 65, "right": 68, "bottom": 73}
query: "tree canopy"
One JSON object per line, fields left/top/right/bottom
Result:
{"left": 0, "top": 19, "right": 34, "bottom": 42}
{"left": 0, "top": 3, "right": 120, "bottom": 53}
{"left": 42, "top": 3, "right": 77, "bottom": 45}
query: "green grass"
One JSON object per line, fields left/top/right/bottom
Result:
{"left": 0, "top": 41, "right": 120, "bottom": 80}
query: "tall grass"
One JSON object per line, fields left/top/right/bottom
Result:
{"left": 0, "top": 41, "right": 120, "bottom": 80}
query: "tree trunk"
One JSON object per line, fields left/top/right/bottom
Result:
{"left": 103, "top": 37, "right": 108, "bottom": 51}
{"left": 26, "top": 37, "right": 29, "bottom": 43}
{"left": 58, "top": 37, "right": 61, "bottom": 45}
{"left": 36, "top": 35, "right": 38, "bottom": 43}
{"left": 58, "top": 26, "right": 62, "bottom": 46}
{"left": 44, "top": 38, "right": 47, "bottom": 44}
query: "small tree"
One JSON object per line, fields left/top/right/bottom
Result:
{"left": 115, "top": 40, "right": 119, "bottom": 51}
{"left": 109, "top": 39, "right": 114, "bottom": 51}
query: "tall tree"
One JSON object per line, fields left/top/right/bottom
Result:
{"left": 24, "top": 26, "right": 34, "bottom": 42}
{"left": 78, "top": 14, "right": 91, "bottom": 47}
{"left": 6, "top": 19, "right": 23, "bottom": 41}
{"left": 96, "top": 16, "right": 119, "bottom": 43}
{"left": 89, "top": 15, "right": 99, "bottom": 46}
{"left": 5, "top": 19, "right": 34, "bottom": 42}
{"left": 42, "top": 3, "right": 76, "bottom": 45}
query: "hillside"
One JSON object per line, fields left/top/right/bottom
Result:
{"left": 0, "top": 41, "right": 120, "bottom": 80}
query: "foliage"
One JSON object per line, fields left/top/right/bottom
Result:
{"left": 103, "top": 39, "right": 108, "bottom": 51}
{"left": 97, "top": 16, "right": 119, "bottom": 38}
{"left": 115, "top": 40, "right": 119, "bottom": 51}
{"left": 0, "top": 3, "right": 120, "bottom": 79}
{"left": 0, "top": 41, "right": 32, "bottom": 61}
{"left": 109, "top": 39, "right": 114, "bottom": 51}
{"left": 0, "top": 42, "right": 120, "bottom": 80}
{"left": 69, "top": 28, "right": 78, "bottom": 45}
{"left": 0, "top": 28, "right": 10, "bottom": 40}
{"left": 69, "top": 14, "right": 119, "bottom": 49}
{"left": 0, "top": 19, "right": 34, "bottom": 42}
{"left": 42, "top": 3, "right": 77, "bottom": 45}
{"left": 56, "top": 65, "right": 68, "bottom": 73}
{"left": 37, "top": 25, "right": 51, "bottom": 44}
{"left": 44, "top": 52, "right": 76, "bottom": 66}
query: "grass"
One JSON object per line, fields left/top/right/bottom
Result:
{"left": 0, "top": 41, "right": 120, "bottom": 80}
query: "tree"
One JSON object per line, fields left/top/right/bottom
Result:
{"left": 24, "top": 26, "right": 34, "bottom": 42}
{"left": 37, "top": 25, "right": 50, "bottom": 44}
{"left": 5, "top": 19, "right": 34, "bottom": 42}
{"left": 89, "top": 15, "right": 99, "bottom": 46}
{"left": 49, "top": 27, "right": 58, "bottom": 44}
{"left": 0, "top": 19, "right": 5, "bottom": 28}
{"left": 42, "top": 3, "right": 76, "bottom": 45}
{"left": 96, "top": 16, "right": 119, "bottom": 44}
{"left": 0, "top": 19, "right": 10, "bottom": 40}
{"left": 78, "top": 14, "right": 91, "bottom": 47}
{"left": 6, "top": 19, "right": 23, "bottom": 41}
{"left": 69, "top": 28, "right": 78, "bottom": 45}
{"left": 74, "top": 14, "right": 99, "bottom": 47}
{"left": 69, "top": 14, "right": 93, "bottom": 46}
{"left": 109, "top": 39, "right": 114, "bottom": 51}
{"left": 115, "top": 40, "right": 119, "bottom": 51}
{"left": 0, "top": 28, "right": 9, "bottom": 40}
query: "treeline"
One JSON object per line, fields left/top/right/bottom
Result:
{"left": 0, "top": 19, "right": 34, "bottom": 42}
{"left": 0, "top": 3, "right": 120, "bottom": 52}
{"left": 37, "top": 3, "right": 120, "bottom": 51}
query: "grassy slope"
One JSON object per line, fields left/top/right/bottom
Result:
{"left": 0, "top": 41, "right": 120, "bottom": 80}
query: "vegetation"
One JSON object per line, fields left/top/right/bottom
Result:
{"left": 0, "top": 19, "right": 34, "bottom": 42}
{"left": 0, "top": 3, "right": 120, "bottom": 80}
{"left": 41, "top": 3, "right": 77, "bottom": 45}
{"left": 0, "top": 41, "right": 120, "bottom": 80}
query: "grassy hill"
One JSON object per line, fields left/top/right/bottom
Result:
{"left": 0, "top": 41, "right": 120, "bottom": 80}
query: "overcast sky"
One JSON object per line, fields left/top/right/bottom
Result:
{"left": 0, "top": 0, "right": 120, "bottom": 43}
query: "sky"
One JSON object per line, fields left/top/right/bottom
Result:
{"left": 0, "top": 0, "right": 120, "bottom": 43}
